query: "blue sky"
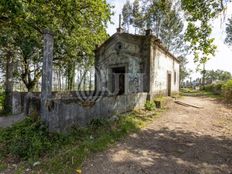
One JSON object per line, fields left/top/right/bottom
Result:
{"left": 106, "top": 0, "right": 232, "bottom": 79}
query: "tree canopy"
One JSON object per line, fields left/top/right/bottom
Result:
{"left": 0, "top": 0, "right": 112, "bottom": 91}
{"left": 122, "top": 0, "right": 185, "bottom": 55}
{"left": 122, "top": 0, "right": 231, "bottom": 64}
{"left": 205, "top": 69, "right": 231, "bottom": 83}
{"left": 225, "top": 16, "right": 232, "bottom": 45}
{"left": 0, "top": 0, "right": 231, "bottom": 92}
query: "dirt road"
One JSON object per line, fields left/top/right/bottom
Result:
{"left": 82, "top": 97, "right": 232, "bottom": 174}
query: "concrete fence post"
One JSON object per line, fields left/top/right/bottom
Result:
{"left": 41, "top": 29, "right": 54, "bottom": 123}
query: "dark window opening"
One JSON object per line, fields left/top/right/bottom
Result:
{"left": 112, "top": 67, "right": 125, "bottom": 95}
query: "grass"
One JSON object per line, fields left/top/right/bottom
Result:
{"left": 0, "top": 161, "right": 7, "bottom": 172}
{"left": 0, "top": 109, "right": 163, "bottom": 173}
{"left": 144, "top": 100, "right": 156, "bottom": 111}
{"left": 180, "top": 88, "right": 223, "bottom": 99}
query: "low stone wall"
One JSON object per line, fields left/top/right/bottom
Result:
{"left": 11, "top": 92, "right": 148, "bottom": 132}
{"left": 12, "top": 92, "right": 28, "bottom": 114}
{"left": 12, "top": 92, "right": 40, "bottom": 115}
{"left": 46, "top": 93, "right": 148, "bottom": 132}
{"left": 11, "top": 91, "right": 98, "bottom": 115}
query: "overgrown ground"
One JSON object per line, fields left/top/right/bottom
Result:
{"left": 82, "top": 96, "right": 232, "bottom": 174}
{"left": 1, "top": 95, "right": 232, "bottom": 174}
{"left": 180, "top": 88, "right": 224, "bottom": 99}
{"left": 0, "top": 105, "right": 163, "bottom": 174}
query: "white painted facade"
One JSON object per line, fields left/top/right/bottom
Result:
{"left": 95, "top": 31, "right": 180, "bottom": 98}
{"left": 151, "top": 46, "right": 180, "bottom": 95}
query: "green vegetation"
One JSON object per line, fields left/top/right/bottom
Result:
{"left": 122, "top": 0, "right": 228, "bottom": 66}
{"left": 0, "top": 117, "right": 67, "bottom": 161}
{"left": 144, "top": 101, "right": 156, "bottom": 111}
{"left": 0, "top": 0, "right": 111, "bottom": 92}
{"left": 0, "top": 162, "right": 7, "bottom": 172}
{"left": 225, "top": 15, "right": 232, "bottom": 46}
{"left": 122, "top": 0, "right": 185, "bottom": 54}
{"left": 204, "top": 70, "right": 231, "bottom": 83}
{"left": 222, "top": 79, "right": 232, "bottom": 103}
{"left": 181, "top": 78, "right": 232, "bottom": 101}
{"left": 181, "top": 87, "right": 223, "bottom": 99}
{"left": 204, "top": 83, "right": 223, "bottom": 95}
{"left": 0, "top": 109, "right": 163, "bottom": 173}
{"left": 0, "top": 92, "right": 4, "bottom": 113}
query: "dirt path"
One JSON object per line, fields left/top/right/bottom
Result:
{"left": 82, "top": 96, "right": 232, "bottom": 174}
{"left": 0, "top": 113, "right": 25, "bottom": 128}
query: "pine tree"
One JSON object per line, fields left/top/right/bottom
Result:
{"left": 159, "top": 6, "right": 184, "bottom": 54}
{"left": 142, "top": 0, "right": 185, "bottom": 54}
{"left": 122, "top": 1, "right": 133, "bottom": 32}
{"left": 225, "top": 17, "right": 232, "bottom": 46}
{"left": 132, "top": 0, "right": 144, "bottom": 34}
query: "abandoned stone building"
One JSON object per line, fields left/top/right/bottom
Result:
{"left": 11, "top": 28, "right": 180, "bottom": 132}
{"left": 95, "top": 29, "right": 180, "bottom": 98}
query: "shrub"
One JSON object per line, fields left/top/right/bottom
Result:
{"left": 144, "top": 101, "right": 156, "bottom": 111}
{"left": 0, "top": 92, "right": 5, "bottom": 113}
{"left": 222, "top": 79, "right": 232, "bottom": 103}
{"left": 204, "top": 83, "right": 223, "bottom": 95}
{"left": 89, "top": 118, "right": 106, "bottom": 130}
{"left": 204, "top": 84, "right": 214, "bottom": 92}
{"left": 0, "top": 117, "right": 67, "bottom": 160}
{"left": 214, "top": 83, "right": 223, "bottom": 94}
{"left": 0, "top": 110, "right": 163, "bottom": 173}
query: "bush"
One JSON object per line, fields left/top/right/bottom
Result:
{"left": 89, "top": 118, "right": 106, "bottom": 130}
{"left": 0, "top": 117, "right": 67, "bottom": 160}
{"left": 222, "top": 79, "right": 232, "bottom": 103}
{"left": 0, "top": 92, "right": 5, "bottom": 112}
{"left": 0, "top": 110, "right": 163, "bottom": 173}
{"left": 204, "top": 84, "right": 213, "bottom": 92}
{"left": 204, "top": 83, "right": 223, "bottom": 95}
{"left": 144, "top": 101, "right": 156, "bottom": 111}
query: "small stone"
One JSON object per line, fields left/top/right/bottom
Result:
{"left": 33, "top": 161, "right": 41, "bottom": 167}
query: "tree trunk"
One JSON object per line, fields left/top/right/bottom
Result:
{"left": 58, "top": 69, "right": 61, "bottom": 91}
{"left": 67, "top": 62, "right": 75, "bottom": 91}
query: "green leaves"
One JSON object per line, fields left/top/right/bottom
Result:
{"left": 225, "top": 17, "right": 232, "bottom": 45}
{"left": 122, "top": 0, "right": 185, "bottom": 54}
{"left": 0, "top": 0, "right": 112, "bottom": 91}
{"left": 181, "top": 0, "right": 225, "bottom": 65}
{"left": 205, "top": 69, "right": 232, "bottom": 82}
{"left": 122, "top": 0, "right": 133, "bottom": 32}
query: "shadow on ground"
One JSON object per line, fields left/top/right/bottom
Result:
{"left": 84, "top": 127, "right": 232, "bottom": 174}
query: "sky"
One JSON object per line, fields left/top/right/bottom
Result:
{"left": 106, "top": 0, "right": 232, "bottom": 79}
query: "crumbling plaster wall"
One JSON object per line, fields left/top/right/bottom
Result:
{"left": 95, "top": 34, "right": 149, "bottom": 94}
{"left": 151, "top": 46, "right": 180, "bottom": 95}
{"left": 11, "top": 91, "right": 148, "bottom": 132}
{"left": 47, "top": 93, "right": 148, "bottom": 132}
